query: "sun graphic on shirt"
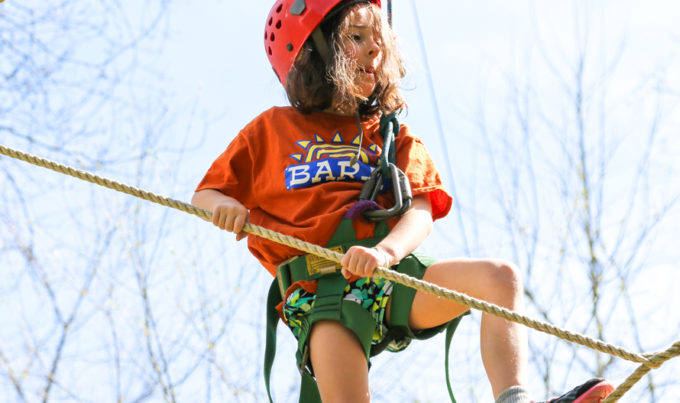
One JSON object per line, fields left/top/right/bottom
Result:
{"left": 283, "top": 131, "right": 381, "bottom": 190}
{"left": 288, "top": 132, "right": 380, "bottom": 163}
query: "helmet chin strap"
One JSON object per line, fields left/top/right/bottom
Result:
{"left": 387, "top": 0, "right": 392, "bottom": 25}
{"left": 349, "top": 110, "right": 364, "bottom": 166}
{"left": 310, "top": 28, "right": 332, "bottom": 64}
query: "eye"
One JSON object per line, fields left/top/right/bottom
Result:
{"left": 351, "top": 34, "right": 362, "bottom": 42}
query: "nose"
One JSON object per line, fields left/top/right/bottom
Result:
{"left": 366, "top": 37, "right": 380, "bottom": 59}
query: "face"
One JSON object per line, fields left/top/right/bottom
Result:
{"left": 338, "top": 6, "right": 383, "bottom": 99}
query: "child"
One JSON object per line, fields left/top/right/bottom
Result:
{"left": 192, "top": 1, "right": 614, "bottom": 402}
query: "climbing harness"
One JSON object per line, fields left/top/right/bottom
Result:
{"left": 264, "top": 217, "right": 466, "bottom": 403}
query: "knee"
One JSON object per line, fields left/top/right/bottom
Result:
{"left": 485, "top": 259, "right": 523, "bottom": 300}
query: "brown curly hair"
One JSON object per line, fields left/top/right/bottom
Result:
{"left": 285, "top": 2, "right": 406, "bottom": 116}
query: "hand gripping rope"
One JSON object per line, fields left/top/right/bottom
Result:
{"left": 1, "top": 143, "right": 679, "bottom": 402}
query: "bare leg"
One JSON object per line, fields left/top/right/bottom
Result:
{"left": 405, "top": 258, "right": 528, "bottom": 399}
{"left": 309, "top": 320, "right": 371, "bottom": 403}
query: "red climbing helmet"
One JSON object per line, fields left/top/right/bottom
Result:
{"left": 264, "top": 0, "right": 381, "bottom": 86}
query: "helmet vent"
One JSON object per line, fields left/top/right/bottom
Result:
{"left": 276, "top": 20, "right": 282, "bottom": 29}
{"left": 276, "top": 4, "right": 283, "bottom": 13}
{"left": 270, "top": 32, "right": 275, "bottom": 41}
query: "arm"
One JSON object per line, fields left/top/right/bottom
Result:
{"left": 192, "top": 188, "right": 249, "bottom": 241}
{"left": 340, "top": 194, "right": 433, "bottom": 278}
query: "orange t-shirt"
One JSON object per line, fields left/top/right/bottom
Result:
{"left": 196, "top": 106, "right": 452, "bottom": 275}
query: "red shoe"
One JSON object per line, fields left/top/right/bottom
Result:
{"left": 542, "top": 378, "right": 614, "bottom": 403}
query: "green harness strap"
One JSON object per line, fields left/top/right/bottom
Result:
{"left": 386, "top": 252, "right": 466, "bottom": 403}
{"left": 263, "top": 219, "right": 466, "bottom": 402}
{"left": 265, "top": 219, "right": 385, "bottom": 403}
{"left": 264, "top": 279, "right": 287, "bottom": 402}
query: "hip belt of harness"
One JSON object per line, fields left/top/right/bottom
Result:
{"left": 275, "top": 234, "right": 383, "bottom": 297}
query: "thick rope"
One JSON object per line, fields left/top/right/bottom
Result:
{"left": 1, "top": 143, "right": 677, "bottom": 401}
{"left": 602, "top": 341, "right": 680, "bottom": 403}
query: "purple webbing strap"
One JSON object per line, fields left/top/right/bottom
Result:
{"left": 344, "top": 200, "right": 382, "bottom": 220}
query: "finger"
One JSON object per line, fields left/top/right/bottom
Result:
{"left": 361, "top": 260, "right": 375, "bottom": 277}
{"left": 349, "top": 254, "right": 365, "bottom": 275}
{"left": 218, "top": 212, "right": 229, "bottom": 230}
{"left": 341, "top": 250, "right": 352, "bottom": 268}
{"left": 233, "top": 213, "right": 246, "bottom": 234}
{"left": 225, "top": 212, "right": 240, "bottom": 232}
{"left": 212, "top": 209, "right": 222, "bottom": 227}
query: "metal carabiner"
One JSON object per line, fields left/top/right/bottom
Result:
{"left": 359, "top": 162, "right": 412, "bottom": 221}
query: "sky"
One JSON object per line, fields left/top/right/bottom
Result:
{"left": 2, "top": 0, "right": 680, "bottom": 401}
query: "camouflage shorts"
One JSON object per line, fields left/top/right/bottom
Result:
{"left": 281, "top": 276, "right": 411, "bottom": 352}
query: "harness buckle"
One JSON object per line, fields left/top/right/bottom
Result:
{"left": 275, "top": 256, "right": 297, "bottom": 298}
{"left": 304, "top": 246, "right": 343, "bottom": 276}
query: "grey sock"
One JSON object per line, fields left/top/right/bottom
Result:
{"left": 495, "top": 385, "right": 532, "bottom": 403}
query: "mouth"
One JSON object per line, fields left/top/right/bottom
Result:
{"left": 358, "top": 66, "right": 375, "bottom": 75}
